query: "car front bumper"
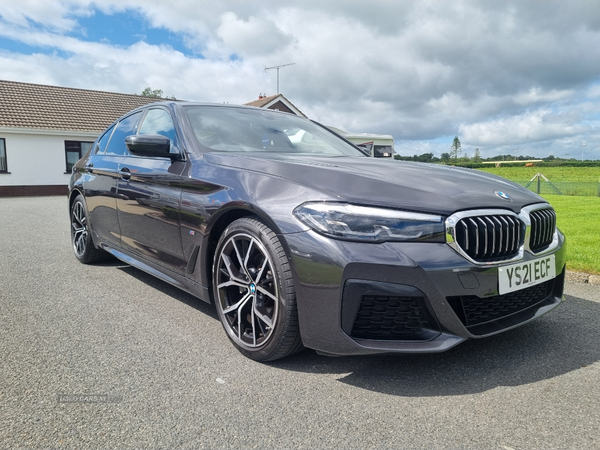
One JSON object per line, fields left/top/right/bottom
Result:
{"left": 285, "top": 230, "right": 566, "bottom": 356}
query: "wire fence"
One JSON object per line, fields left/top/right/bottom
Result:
{"left": 513, "top": 180, "right": 600, "bottom": 197}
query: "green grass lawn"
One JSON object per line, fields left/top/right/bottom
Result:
{"left": 542, "top": 194, "right": 600, "bottom": 275}
{"left": 476, "top": 166, "right": 600, "bottom": 196}
{"left": 478, "top": 166, "right": 600, "bottom": 182}
{"left": 472, "top": 167, "right": 599, "bottom": 274}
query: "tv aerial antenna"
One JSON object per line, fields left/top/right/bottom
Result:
{"left": 264, "top": 63, "right": 295, "bottom": 94}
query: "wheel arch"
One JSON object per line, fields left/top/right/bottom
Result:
{"left": 68, "top": 188, "right": 84, "bottom": 211}
{"left": 200, "top": 205, "right": 289, "bottom": 303}
{"left": 68, "top": 189, "right": 101, "bottom": 251}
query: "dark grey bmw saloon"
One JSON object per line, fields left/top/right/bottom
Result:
{"left": 69, "top": 102, "right": 566, "bottom": 361}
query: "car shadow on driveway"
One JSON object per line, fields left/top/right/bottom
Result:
{"left": 110, "top": 263, "right": 599, "bottom": 396}
{"left": 117, "top": 265, "right": 219, "bottom": 320}
{"left": 271, "top": 294, "right": 600, "bottom": 397}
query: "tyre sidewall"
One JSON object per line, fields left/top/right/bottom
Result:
{"left": 70, "top": 195, "right": 97, "bottom": 264}
{"left": 212, "top": 218, "right": 295, "bottom": 361}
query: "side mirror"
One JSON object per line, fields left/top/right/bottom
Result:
{"left": 125, "top": 134, "right": 174, "bottom": 158}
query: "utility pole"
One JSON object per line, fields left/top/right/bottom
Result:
{"left": 581, "top": 143, "right": 587, "bottom": 162}
{"left": 264, "top": 63, "right": 295, "bottom": 94}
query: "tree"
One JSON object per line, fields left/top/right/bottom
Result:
{"left": 140, "top": 87, "right": 176, "bottom": 100}
{"left": 140, "top": 87, "right": 163, "bottom": 97}
{"left": 473, "top": 147, "right": 481, "bottom": 163}
{"left": 440, "top": 152, "right": 450, "bottom": 163}
{"left": 417, "top": 152, "right": 434, "bottom": 163}
{"left": 450, "top": 136, "right": 462, "bottom": 162}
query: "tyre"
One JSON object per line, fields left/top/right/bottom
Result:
{"left": 213, "top": 217, "right": 303, "bottom": 361}
{"left": 70, "top": 195, "right": 110, "bottom": 264}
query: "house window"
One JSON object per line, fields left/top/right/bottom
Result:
{"left": 373, "top": 145, "right": 393, "bottom": 158}
{"left": 0, "top": 138, "right": 7, "bottom": 173}
{"left": 65, "top": 141, "right": 93, "bottom": 173}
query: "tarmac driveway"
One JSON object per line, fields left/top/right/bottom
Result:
{"left": 1, "top": 196, "right": 599, "bottom": 449}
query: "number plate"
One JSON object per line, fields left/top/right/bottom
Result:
{"left": 498, "top": 255, "right": 556, "bottom": 295}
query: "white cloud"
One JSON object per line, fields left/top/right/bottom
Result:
{"left": 586, "top": 84, "right": 600, "bottom": 99}
{"left": 513, "top": 88, "right": 575, "bottom": 106}
{"left": 216, "top": 12, "right": 293, "bottom": 57}
{"left": 0, "top": 0, "right": 93, "bottom": 31}
{"left": 459, "top": 109, "right": 588, "bottom": 146}
{"left": 0, "top": 21, "right": 265, "bottom": 102}
{"left": 0, "top": 0, "right": 600, "bottom": 158}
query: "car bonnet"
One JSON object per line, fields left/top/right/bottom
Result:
{"left": 203, "top": 152, "right": 546, "bottom": 215}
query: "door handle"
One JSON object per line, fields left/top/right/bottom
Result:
{"left": 120, "top": 167, "right": 131, "bottom": 180}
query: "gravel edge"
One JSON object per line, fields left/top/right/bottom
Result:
{"left": 566, "top": 270, "right": 600, "bottom": 285}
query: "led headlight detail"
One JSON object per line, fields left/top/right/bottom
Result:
{"left": 293, "top": 202, "right": 445, "bottom": 242}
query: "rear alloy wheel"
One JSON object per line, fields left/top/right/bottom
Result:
{"left": 213, "top": 218, "right": 302, "bottom": 361}
{"left": 70, "top": 195, "right": 110, "bottom": 264}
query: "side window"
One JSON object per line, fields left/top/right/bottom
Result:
{"left": 105, "top": 112, "right": 143, "bottom": 156}
{"left": 0, "top": 138, "right": 8, "bottom": 173}
{"left": 95, "top": 125, "right": 116, "bottom": 154}
{"left": 138, "top": 108, "right": 178, "bottom": 153}
{"left": 65, "top": 141, "right": 93, "bottom": 173}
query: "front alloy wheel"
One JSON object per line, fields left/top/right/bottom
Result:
{"left": 213, "top": 218, "right": 302, "bottom": 361}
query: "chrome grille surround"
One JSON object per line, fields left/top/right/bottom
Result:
{"left": 446, "top": 203, "right": 559, "bottom": 265}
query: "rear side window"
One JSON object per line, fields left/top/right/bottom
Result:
{"left": 105, "top": 112, "right": 143, "bottom": 156}
{"left": 95, "top": 125, "right": 115, "bottom": 154}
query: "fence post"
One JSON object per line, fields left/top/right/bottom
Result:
{"left": 537, "top": 175, "right": 541, "bottom": 194}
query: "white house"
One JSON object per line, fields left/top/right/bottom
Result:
{"left": 0, "top": 82, "right": 392, "bottom": 196}
{"left": 0, "top": 80, "right": 162, "bottom": 196}
{"left": 327, "top": 126, "right": 395, "bottom": 158}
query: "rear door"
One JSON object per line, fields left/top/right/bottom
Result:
{"left": 84, "top": 111, "right": 142, "bottom": 247}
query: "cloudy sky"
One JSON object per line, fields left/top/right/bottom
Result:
{"left": 1, "top": 0, "right": 599, "bottom": 159}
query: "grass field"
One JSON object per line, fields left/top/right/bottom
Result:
{"left": 476, "top": 166, "right": 600, "bottom": 196}
{"left": 541, "top": 194, "right": 600, "bottom": 275}
{"left": 477, "top": 166, "right": 600, "bottom": 182}
{"left": 471, "top": 167, "right": 599, "bottom": 274}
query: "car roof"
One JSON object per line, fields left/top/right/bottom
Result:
{"left": 134, "top": 101, "right": 299, "bottom": 115}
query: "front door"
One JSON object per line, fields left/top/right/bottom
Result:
{"left": 116, "top": 107, "right": 186, "bottom": 274}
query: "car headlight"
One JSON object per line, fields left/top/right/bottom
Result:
{"left": 293, "top": 202, "right": 446, "bottom": 243}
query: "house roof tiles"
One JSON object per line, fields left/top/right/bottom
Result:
{"left": 244, "top": 94, "right": 281, "bottom": 108}
{"left": 0, "top": 79, "right": 164, "bottom": 133}
{"left": 244, "top": 94, "right": 306, "bottom": 117}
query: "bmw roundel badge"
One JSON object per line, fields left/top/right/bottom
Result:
{"left": 494, "top": 190, "right": 512, "bottom": 201}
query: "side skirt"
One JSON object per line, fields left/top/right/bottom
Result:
{"left": 99, "top": 243, "right": 211, "bottom": 303}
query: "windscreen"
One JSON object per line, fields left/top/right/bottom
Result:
{"left": 184, "top": 106, "right": 365, "bottom": 157}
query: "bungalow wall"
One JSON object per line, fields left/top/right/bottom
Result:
{"left": 0, "top": 128, "right": 99, "bottom": 196}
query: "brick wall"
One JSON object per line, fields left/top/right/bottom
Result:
{"left": 0, "top": 185, "right": 68, "bottom": 197}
